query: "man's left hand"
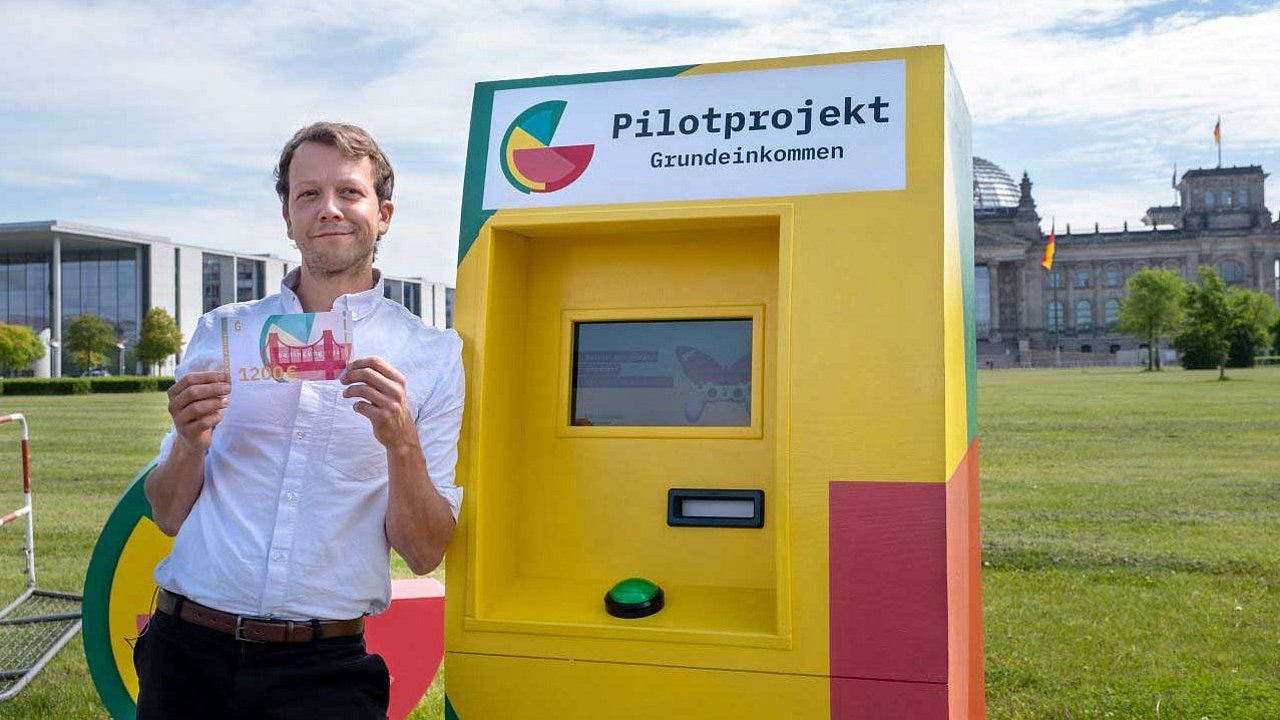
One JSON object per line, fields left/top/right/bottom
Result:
{"left": 341, "top": 356, "right": 418, "bottom": 450}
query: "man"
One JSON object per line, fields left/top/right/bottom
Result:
{"left": 135, "top": 122, "right": 462, "bottom": 720}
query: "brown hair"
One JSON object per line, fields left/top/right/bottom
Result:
{"left": 274, "top": 122, "right": 395, "bottom": 205}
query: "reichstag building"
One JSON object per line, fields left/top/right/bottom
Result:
{"left": 974, "top": 158, "right": 1279, "bottom": 366}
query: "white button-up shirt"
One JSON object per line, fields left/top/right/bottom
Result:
{"left": 152, "top": 269, "right": 463, "bottom": 620}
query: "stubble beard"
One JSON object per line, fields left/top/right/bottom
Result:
{"left": 301, "top": 236, "right": 380, "bottom": 279}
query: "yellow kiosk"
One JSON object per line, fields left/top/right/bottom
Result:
{"left": 448, "top": 45, "right": 982, "bottom": 719}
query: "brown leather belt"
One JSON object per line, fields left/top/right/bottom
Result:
{"left": 156, "top": 589, "right": 364, "bottom": 644}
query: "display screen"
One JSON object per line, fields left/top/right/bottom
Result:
{"left": 571, "top": 319, "right": 752, "bottom": 427}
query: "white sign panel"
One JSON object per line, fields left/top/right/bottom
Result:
{"left": 482, "top": 60, "right": 905, "bottom": 209}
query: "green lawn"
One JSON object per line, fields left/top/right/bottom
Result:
{"left": 0, "top": 368, "right": 1275, "bottom": 718}
{"left": 981, "top": 368, "right": 1279, "bottom": 719}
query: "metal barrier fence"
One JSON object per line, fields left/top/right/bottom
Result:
{"left": 0, "top": 413, "right": 83, "bottom": 702}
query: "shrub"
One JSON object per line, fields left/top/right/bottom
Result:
{"left": 0, "top": 323, "right": 45, "bottom": 373}
{"left": 0, "top": 376, "right": 175, "bottom": 395}
{"left": 1175, "top": 325, "right": 1222, "bottom": 370}
{"left": 1227, "top": 333, "right": 1257, "bottom": 368}
{"left": 1, "top": 378, "right": 92, "bottom": 395}
{"left": 89, "top": 376, "right": 160, "bottom": 393}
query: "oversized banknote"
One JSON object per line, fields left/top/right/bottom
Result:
{"left": 221, "top": 310, "right": 354, "bottom": 383}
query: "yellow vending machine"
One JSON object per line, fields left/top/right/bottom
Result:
{"left": 448, "top": 45, "right": 983, "bottom": 719}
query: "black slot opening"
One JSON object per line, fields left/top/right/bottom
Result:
{"left": 667, "top": 489, "right": 764, "bottom": 528}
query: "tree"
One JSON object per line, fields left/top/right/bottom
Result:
{"left": 1175, "top": 266, "right": 1233, "bottom": 379}
{"left": 64, "top": 314, "right": 119, "bottom": 371}
{"left": 1117, "top": 268, "right": 1184, "bottom": 371}
{"left": 0, "top": 323, "right": 45, "bottom": 375}
{"left": 135, "top": 308, "right": 184, "bottom": 375}
{"left": 1225, "top": 289, "right": 1279, "bottom": 367}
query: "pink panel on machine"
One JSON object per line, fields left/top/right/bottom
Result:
{"left": 828, "top": 480, "right": 948, "bottom": 684}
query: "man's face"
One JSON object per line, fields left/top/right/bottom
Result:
{"left": 282, "top": 141, "right": 392, "bottom": 278}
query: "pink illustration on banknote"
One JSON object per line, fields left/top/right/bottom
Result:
{"left": 258, "top": 312, "right": 353, "bottom": 381}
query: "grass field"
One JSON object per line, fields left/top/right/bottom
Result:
{"left": 0, "top": 367, "right": 1275, "bottom": 718}
{"left": 981, "top": 368, "right": 1279, "bottom": 719}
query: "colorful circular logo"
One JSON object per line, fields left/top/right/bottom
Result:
{"left": 83, "top": 464, "right": 171, "bottom": 719}
{"left": 500, "top": 101, "right": 595, "bottom": 193}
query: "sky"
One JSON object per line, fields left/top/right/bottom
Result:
{"left": 2, "top": 0, "right": 1277, "bottom": 285}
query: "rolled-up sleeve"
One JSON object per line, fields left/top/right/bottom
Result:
{"left": 415, "top": 332, "right": 465, "bottom": 520}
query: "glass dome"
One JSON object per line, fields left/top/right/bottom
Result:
{"left": 973, "top": 157, "right": 1021, "bottom": 211}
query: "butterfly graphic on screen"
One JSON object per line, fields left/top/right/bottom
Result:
{"left": 674, "top": 346, "right": 751, "bottom": 423}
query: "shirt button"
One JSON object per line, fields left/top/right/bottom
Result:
{"left": 283, "top": 491, "right": 297, "bottom": 502}
{"left": 296, "top": 431, "right": 305, "bottom": 439}
{"left": 272, "top": 552, "right": 287, "bottom": 562}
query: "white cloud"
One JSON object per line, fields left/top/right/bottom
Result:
{"left": 0, "top": 0, "right": 1276, "bottom": 282}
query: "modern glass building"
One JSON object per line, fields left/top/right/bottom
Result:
{"left": 0, "top": 221, "right": 453, "bottom": 376}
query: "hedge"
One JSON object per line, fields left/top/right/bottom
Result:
{"left": 1, "top": 378, "right": 92, "bottom": 395}
{"left": 0, "top": 376, "right": 176, "bottom": 395}
{"left": 90, "top": 377, "right": 160, "bottom": 393}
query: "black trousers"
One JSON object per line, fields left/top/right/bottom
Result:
{"left": 133, "top": 606, "right": 390, "bottom": 720}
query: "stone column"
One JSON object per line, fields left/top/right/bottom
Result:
{"left": 1062, "top": 263, "right": 1073, "bottom": 334}
{"left": 1092, "top": 260, "right": 1102, "bottom": 336}
{"left": 1273, "top": 253, "right": 1280, "bottom": 306}
{"left": 1019, "top": 262, "right": 1032, "bottom": 341}
{"left": 988, "top": 263, "right": 1000, "bottom": 335}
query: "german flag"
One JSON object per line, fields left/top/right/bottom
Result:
{"left": 1213, "top": 117, "right": 1221, "bottom": 146}
{"left": 1040, "top": 223, "right": 1056, "bottom": 270}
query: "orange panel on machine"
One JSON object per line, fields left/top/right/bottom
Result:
{"left": 946, "top": 440, "right": 985, "bottom": 720}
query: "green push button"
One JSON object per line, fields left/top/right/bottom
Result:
{"left": 605, "top": 577, "right": 664, "bottom": 619}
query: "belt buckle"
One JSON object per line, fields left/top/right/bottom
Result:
{"left": 234, "top": 615, "right": 268, "bottom": 643}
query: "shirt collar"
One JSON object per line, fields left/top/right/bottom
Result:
{"left": 279, "top": 267, "right": 384, "bottom": 320}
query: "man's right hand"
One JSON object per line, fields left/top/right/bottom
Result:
{"left": 167, "top": 371, "right": 231, "bottom": 453}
